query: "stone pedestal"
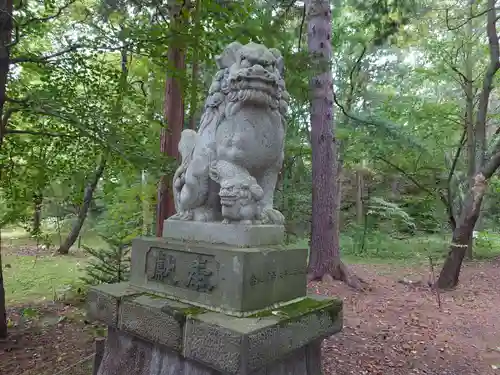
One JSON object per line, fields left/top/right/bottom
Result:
{"left": 86, "top": 222, "right": 343, "bottom": 375}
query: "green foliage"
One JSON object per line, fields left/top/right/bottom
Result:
{"left": 1, "top": 0, "right": 499, "bottom": 303}
{"left": 397, "top": 195, "right": 441, "bottom": 233}
{"left": 366, "top": 196, "right": 416, "bottom": 233}
{"left": 341, "top": 230, "right": 500, "bottom": 262}
{"left": 81, "top": 235, "right": 131, "bottom": 285}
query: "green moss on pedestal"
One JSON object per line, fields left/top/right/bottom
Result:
{"left": 249, "top": 297, "right": 342, "bottom": 327}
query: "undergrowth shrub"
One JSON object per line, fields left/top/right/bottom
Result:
{"left": 81, "top": 235, "right": 131, "bottom": 285}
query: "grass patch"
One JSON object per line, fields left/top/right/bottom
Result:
{"left": 3, "top": 253, "right": 87, "bottom": 305}
{"left": 1, "top": 222, "right": 108, "bottom": 251}
{"left": 288, "top": 231, "right": 500, "bottom": 265}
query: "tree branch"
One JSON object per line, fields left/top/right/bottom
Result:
{"left": 5, "top": 95, "right": 29, "bottom": 104}
{"left": 374, "top": 155, "right": 454, "bottom": 227}
{"left": 20, "top": 0, "right": 77, "bottom": 27}
{"left": 374, "top": 155, "right": 434, "bottom": 196}
{"left": 10, "top": 34, "right": 172, "bottom": 64}
{"left": 2, "top": 107, "right": 21, "bottom": 129}
{"left": 332, "top": 92, "right": 427, "bottom": 152}
{"left": 298, "top": 2, "right": 306, "bottom": 50}
{"left": 6, "top": 23, "right": 20, "bottom": 48}
{"left": 445, "top": 5, "right": 500, "bottom": 31}
{"left": 5, "top": 129, "right": 76, "bottom": 137}
{"left": 482, "top": 136, "right": 500, "bottom": 178}
{"left": 11, "top": 44, "right": 83, "bottom": 64}
{"left": 444, "top": 129, "right": 467, "bottom": 230}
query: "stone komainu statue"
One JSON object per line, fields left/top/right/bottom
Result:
{"left": 170, "top": 41, "right": 289, "bottom": 225}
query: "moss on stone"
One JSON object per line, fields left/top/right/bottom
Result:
{"left": 248, "top": 297, "right": 342, "bottom": 327}
{"left": 179, "top": 306, "right": 207, "bottom": 316}
{"left": 142, "top": 292, "right": 207, "bottom": 322}
{"left": 159, "top": 305, "right": 207, "bottom": 325}
{"left": 146, "top": 293, "right": 166, "bottom": 300}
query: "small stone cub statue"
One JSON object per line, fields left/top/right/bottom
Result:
{"left": 209, "top": 160, "right": 264, "bottom": 224}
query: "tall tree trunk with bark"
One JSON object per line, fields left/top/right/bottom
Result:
{"left": 306, "top": 0, "right": 364, "bottom": 289}
{"left": 437, "top": 0, "right": 500, "bottom": 289}
{"left": 0, "top": 0, "right": 13, "bottom": 339}
{"left": 307, "top": 0, "right": 336, "bottom": 280}
{"left": 31, "top": 192, "right": 43, "bottom": 236}
{"left": 355, "top": 168, "right": 364, "bottom": 224}
{"left": 0, "top": 230, "right": 5, "bottom": 339}
{"left": 0, "top": 0, "right": 12, "bottom": 154}
{"left": 58, "top": 155, "right": 107, "bottom": 254}
{"left": 464, "top": 0, "right": 475, "bottom": 259}
{"left": 156, "top": 1, "right": 187, "bottom": 237}
{"left": 188, "top": 0, "right": 201, "bottom": 130}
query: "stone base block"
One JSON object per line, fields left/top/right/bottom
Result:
{"left": 86, "top": 282, "right": 142, "bottom": 327}
{"left": 87, "top": 285, "right": 342, "bottom": 375}
{"left": 162, "top": 220, "right": 285, "bottom": 247}
{"left": 129, "top": 237, "right": 308, "bottom": 315}
{"left": 98, "top": 328, "right": 323, "bottom": 375}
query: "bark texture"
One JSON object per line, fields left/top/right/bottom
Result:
{"left": 31, "top": 192, "right": 43, "bottom": 236}
{"left": 437, "top": 0, "right": 500, "bottom": 289}
{"left": 306, "top": 0, "right": 365, "bottom": 289}
{"left": 307, "top": 0, "right": 336, "bottom": 280}
{"left": 0, "top": 0, "right": 12, "bottom": 153}
{"left": 0, "top": 232, "right": 6, "bottom": 339}
{"left": 57, "top": 156, "right": 107, "bottom": 254}
{"left": 156, "top": 8, "right": 186, "bottom": 236}
{"left": 0, "top": 0, "right": 13, "bottom": 339}
{"left": 464, "top": 0, "right": 475, "bottom": 259}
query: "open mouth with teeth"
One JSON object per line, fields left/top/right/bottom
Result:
{"left": 220, "top": 196, "right": 238, "bottom": 207}
{"left": 228, "top": 65, "right": 280, "bottom": 105}
{"left": 219, "top": 187, "right": 239, "bottom": 206}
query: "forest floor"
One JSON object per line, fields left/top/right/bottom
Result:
{"left": 1, "top": 243, "right": 499, "bottom": 375}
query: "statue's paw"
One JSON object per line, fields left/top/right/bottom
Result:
{"left": 192, "top": 207, "right": 216, "bottom": 222}
{"left": 169, "top": 213, "right": 181, "bottom": 220}
{"left": 261, "top": 208, "right": 285, "bottom": 225}
{"left": 169, "top": 211, "right": 193, "bottom": 221}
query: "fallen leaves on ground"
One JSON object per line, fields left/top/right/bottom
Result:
{"left": 314, "top": 260, "right": 500, "bottom": 374}
{"left": 0, "top": 303, "right": 103, "bottom": 375}
{"left": 1, "top": 260, "right": 499, "bottom": 374}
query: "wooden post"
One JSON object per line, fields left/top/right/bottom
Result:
{"left": 92, "top": 337, "right": 105, "bottom": 375}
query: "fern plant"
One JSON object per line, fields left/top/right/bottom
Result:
{"left": 366, "top": 196, "right": 416, "bottom": 232}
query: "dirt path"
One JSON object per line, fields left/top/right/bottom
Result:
{"left": 317, "top": 260, "right": 500, "bottom": 374}
{"left": 0, "top": 260, "right": 499, "bottom": 375}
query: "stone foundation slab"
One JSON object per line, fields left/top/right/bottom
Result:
{"left": 97, "top": 327, "right": 323, "bottom": 375}
{"left": 87, "top": 286, "right": 342, "bottom": 375}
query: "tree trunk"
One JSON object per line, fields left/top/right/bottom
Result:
{"left": 0, "top": 0, "right": 12, "bottom": 154}
{"left": 31, "top": 192, "right": 43, "bottom": 236}
{"left": 437, "top": 0, "right": 500, "bottom": 286}
{"left": 437, "top": 135, "right": 500, "bottom": 288}
{"left": 0, "top": 0, "right": 13, "bottom": 339}
{"left": 306, "top": 0, "right": 365, "bottom": 290}
{"left": 188, "top": 0, "right": 201, "bottom": 131}
{"left": 141, "top": 170, "right": 150, "bottom": 235}
{"left": 156, "top": 3, "right": 186, "bottom": 236}
{"left": 437, "top": 173, "right": 486, "bottom": 289}
{"left": 307, "top": 0, "right": 336, "bottom": 280}
{"left": 464, "top": 0, "right": 475, "bottom": 259}
{"left": 57, "top": 156, "right": 107, "bottom": 254}
{"left": 355, "top": 168, "right": 363, "bottom": 224}
{"left": 0, "top": 230, "right": 6, "bottom": 338}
